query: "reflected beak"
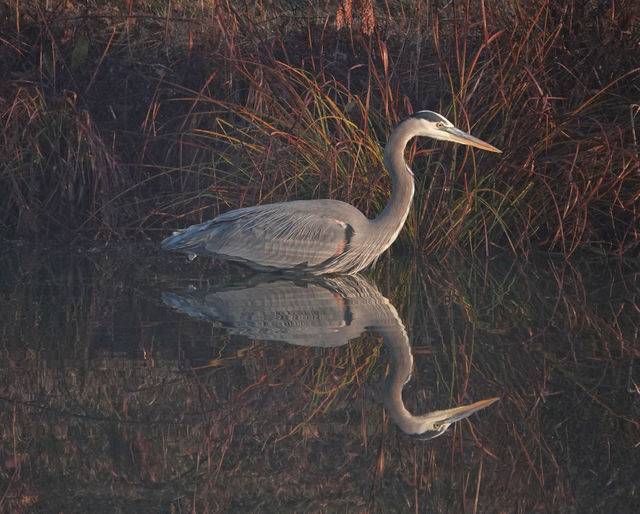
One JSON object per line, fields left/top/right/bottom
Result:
{"left": 445, "top": 127, "right": 502, "bottom": 153}
{"left": 434, "top": 397, "right": 500, "bottom": 424}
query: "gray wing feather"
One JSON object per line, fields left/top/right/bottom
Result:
{"left": 162, "top": 200, "right": 365, "bottom": 271}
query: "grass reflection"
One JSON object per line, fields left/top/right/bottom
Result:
{"left": 0, "top": 245, "right": 638, "bottom": 511}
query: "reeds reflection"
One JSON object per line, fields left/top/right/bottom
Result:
{"left": 162, "top": 273, "right": 498, "bottom": 439}
{"left": 1, "top": 244, "right": 638, "bottom": 511}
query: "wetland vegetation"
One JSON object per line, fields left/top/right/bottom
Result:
{"left": 1, "top": 0, "right": 638, "bottom": 256}
{"left": 1, "top": 1, "right": 639, "bottom": 511}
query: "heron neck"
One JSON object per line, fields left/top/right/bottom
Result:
{"left": 379, "top": 324, "right": 426, "bottom": 435}
{"left": 374, "top": 122, "right": 416, "bottom": 248}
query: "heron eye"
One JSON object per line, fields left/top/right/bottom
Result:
{"left": 436, "top": 122, "right": 444, "bottom": 128}
{"left": 434, "top": 422, "right": 442, "bottom": 429}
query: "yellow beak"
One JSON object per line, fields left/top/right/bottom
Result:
{"left": 445, "top": 126, "right": 502, "bottom": 153}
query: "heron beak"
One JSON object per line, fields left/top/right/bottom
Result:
{"left": 433, "top": 397, "right": 500, "bottom": 424}
{"left": 445, "top": 126, "right": 502, "bottom": 153}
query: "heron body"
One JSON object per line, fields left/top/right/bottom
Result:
{"left": 162, "top": 111, "right": 501, "bottom": 274}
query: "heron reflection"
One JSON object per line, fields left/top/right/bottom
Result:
{"left": 163, "top": 273, "right": 498, "bottom": 439}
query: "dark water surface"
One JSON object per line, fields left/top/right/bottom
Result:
{"left": 1, "top": 243, "right": 638, "bottom": 512}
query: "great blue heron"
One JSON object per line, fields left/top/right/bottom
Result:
{"left": 162, "top": 111, "right": 501, "bottom": 274}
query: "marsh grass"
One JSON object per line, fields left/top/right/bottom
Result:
{"left": 1, "top": 0, "right": 639, "bottom": 255}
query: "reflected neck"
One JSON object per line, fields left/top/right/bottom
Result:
{"left": 379, "top": 325, "right": 424, "bottom": 435}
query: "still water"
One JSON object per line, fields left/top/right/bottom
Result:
{"left": 1, "top": 243, "right": 638, "bottom": 512}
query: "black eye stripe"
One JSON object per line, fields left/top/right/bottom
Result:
{"left": 411, "top": 111, "right": 448, "bottom": 124}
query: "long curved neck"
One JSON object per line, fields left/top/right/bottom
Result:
{"left": 373, "top": 120, "right": 417, "bottom": 250}
{"left": 378, "top": 324, "right": 424, "bottom": 434}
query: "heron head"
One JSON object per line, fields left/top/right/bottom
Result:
{"left": 410, "top": 110, "right": 502, "bottom": 153}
